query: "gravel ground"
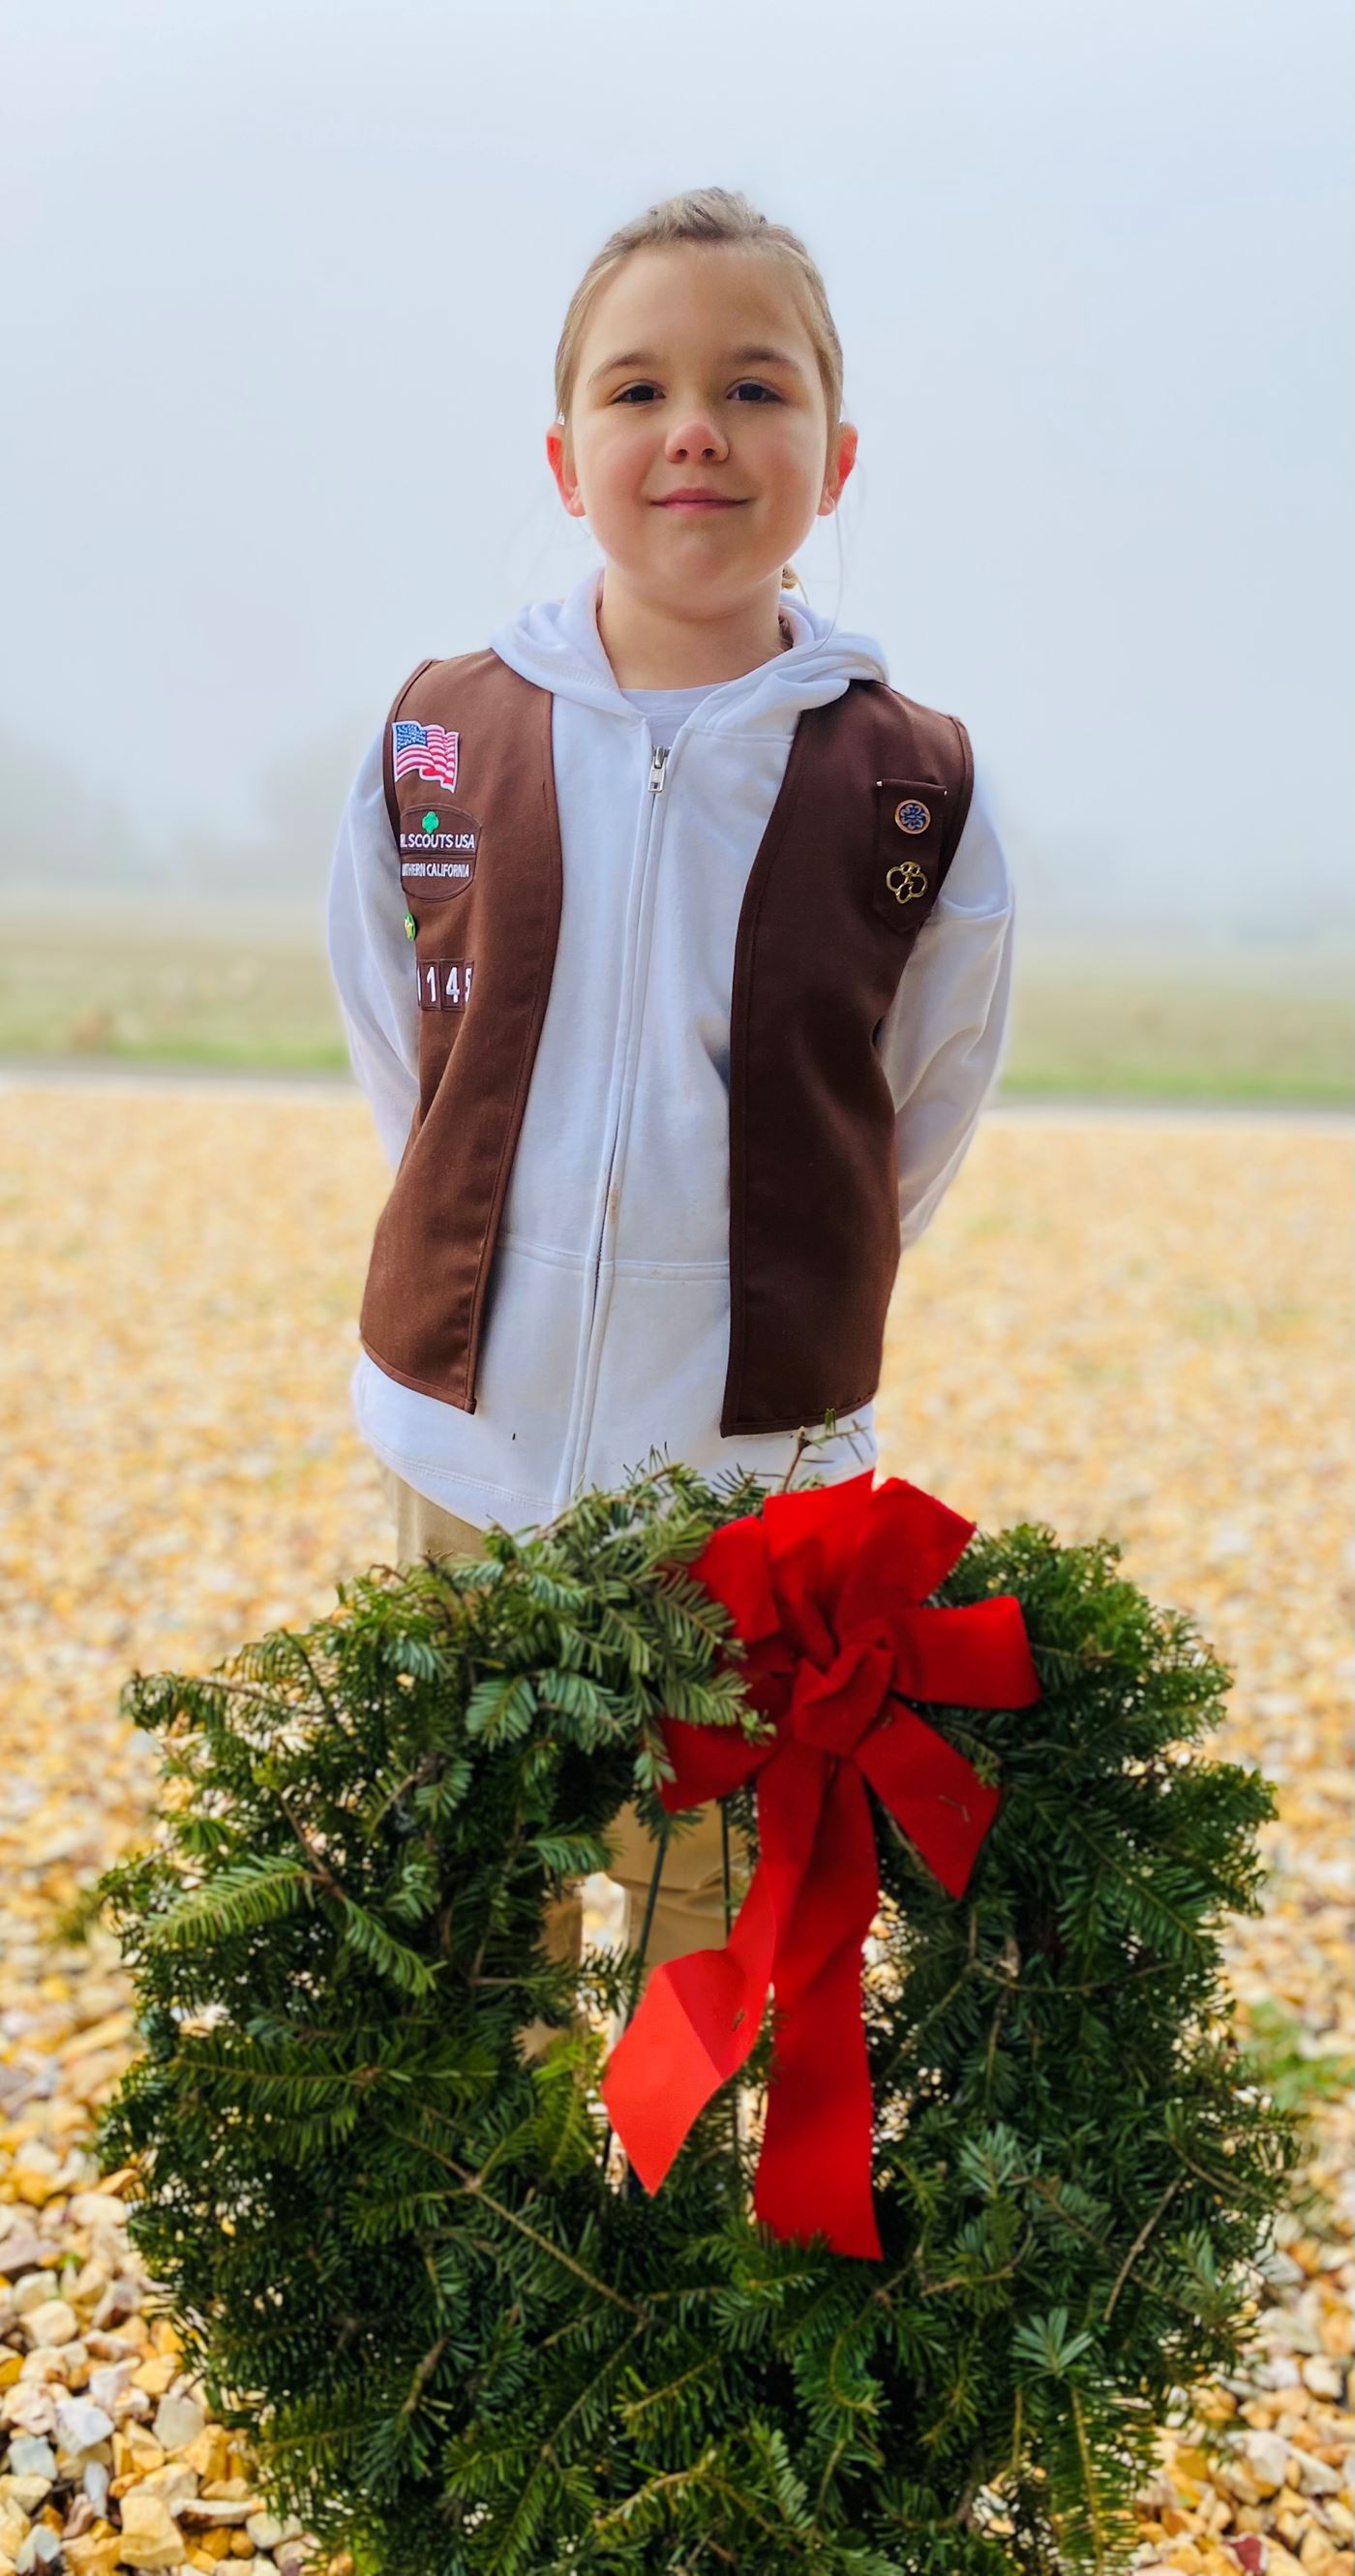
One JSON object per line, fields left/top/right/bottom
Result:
{"left": 0, "top": 1088, "right": 1350, "bottom": 2575}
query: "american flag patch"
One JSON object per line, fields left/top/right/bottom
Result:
{"left": 392, "top": 719, "right": 459, "bottom": 792}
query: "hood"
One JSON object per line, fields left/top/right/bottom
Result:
{"left": 489, "top": 561, "right": 889, "bottom": 735}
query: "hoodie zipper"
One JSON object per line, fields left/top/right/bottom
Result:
{"left": 562, "top": 731, "right": 672, "bottom": 1503}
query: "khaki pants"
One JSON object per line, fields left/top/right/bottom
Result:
{"left": 376, "top": 1462, "right": 749, "bottom": 2062}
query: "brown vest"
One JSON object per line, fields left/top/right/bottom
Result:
{"left": 358, "top": 652, "right": 973, "bottom": 1438}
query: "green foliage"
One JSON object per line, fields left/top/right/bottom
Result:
{"left": 81, "top": 1455, "right": 1308, "bottom": 2574}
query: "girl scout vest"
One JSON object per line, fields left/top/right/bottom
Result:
{"left": 358, "top": 652, "right": 975, "bottom": 1439}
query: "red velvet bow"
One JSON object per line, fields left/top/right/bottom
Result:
{"left": 599, "top": 1469, "right": 1041, "bottom": 2259}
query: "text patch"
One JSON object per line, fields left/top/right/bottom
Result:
{"left": 416, "top": 957, "right": 475, "bottom": 1014}
{"left": 399, "top": 803, "right": 480, "bottom": 899}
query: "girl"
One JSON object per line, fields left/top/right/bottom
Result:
{"left": 325, "top": 187, "right": 1015, "bottom": 2037}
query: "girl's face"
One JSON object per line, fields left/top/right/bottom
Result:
{"left": 547, "top": 244, "right": 856, "bottom": 615}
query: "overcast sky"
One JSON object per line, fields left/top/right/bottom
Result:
{"left": 3, "top": 0, "right": 1350, "bottom": 938}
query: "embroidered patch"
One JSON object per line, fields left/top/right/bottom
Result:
{"left": 416, "top": 957, "right": 475, "bottom": 1013}
{"left": 398, "top": 803, "right": 480, "bottom": 898}
{"left": 393, "top": 720, "right": 459, "bottom": 792}
{"left": 893, "top": 799, "right": 931, "bottom": 834}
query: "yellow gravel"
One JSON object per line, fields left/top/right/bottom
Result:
{"left": 1, "top": 1085, "right": 1350, "bottom": 2576}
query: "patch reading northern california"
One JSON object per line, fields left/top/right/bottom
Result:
{"left": 398, "top": 803, "right": 480, "bottom": 897}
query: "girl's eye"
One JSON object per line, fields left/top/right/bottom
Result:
{"left": 614, "top": 381, "right": 780, "bottom": 405}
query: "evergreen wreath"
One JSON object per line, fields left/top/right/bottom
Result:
{"left": 78, "top": 1455, "right": 1306, "bottom": 2576}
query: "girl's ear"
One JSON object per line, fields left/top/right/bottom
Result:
{"left": 820, "top": 420, "right": 858, "bottom": 514}
{"left": 546, "top": 424, "right": 586, "bottom": 520}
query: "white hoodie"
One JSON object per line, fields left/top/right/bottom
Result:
{"left": 326, "top": 563, "right": 1015, "bottom": 1536}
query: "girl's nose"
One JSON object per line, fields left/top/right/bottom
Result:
{"left": 665, "top": 417, "right": 729, "bottom": 461}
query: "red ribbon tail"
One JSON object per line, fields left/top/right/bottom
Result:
{"left": 600, "top": 1865, "right": 775, "bottom": 2194}
{"left": 752, "top": 1936, "right": 883, "bottom": 2259}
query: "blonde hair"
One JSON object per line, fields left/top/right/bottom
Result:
{"left": 553, "top": 186, "right": 844, "bottom": 601}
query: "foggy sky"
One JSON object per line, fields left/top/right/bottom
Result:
{"left": 3, "top": 0, "right": 1351, "bottom": 938}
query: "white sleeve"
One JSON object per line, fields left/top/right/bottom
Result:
{"left": 874, "top": 756, "right": 1016, "bottom": 1249}
{"left": 325, "top": 727, "right": 420, "bottom": 1174}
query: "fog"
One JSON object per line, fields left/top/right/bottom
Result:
{"left": 3, "top": 0, "right": 1350, "bottom": 942}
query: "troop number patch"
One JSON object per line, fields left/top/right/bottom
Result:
{"left": 416, "top": 959, "right": 474, "bottom": 1014}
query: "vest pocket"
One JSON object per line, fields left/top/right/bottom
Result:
{"left": 871, "top": 778, "right": 948, "bottom": 937}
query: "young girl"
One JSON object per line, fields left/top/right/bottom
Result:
{"left": 325, "top": 186, "right": 1015, "bottom": 2034}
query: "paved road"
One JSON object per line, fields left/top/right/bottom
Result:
{"left": 0, "top": 1056, "right": 1350, "bottom": 1129}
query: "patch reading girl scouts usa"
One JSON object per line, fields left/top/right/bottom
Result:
{"left": 397, "top": 803, "right": 480, "bottom": 894}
